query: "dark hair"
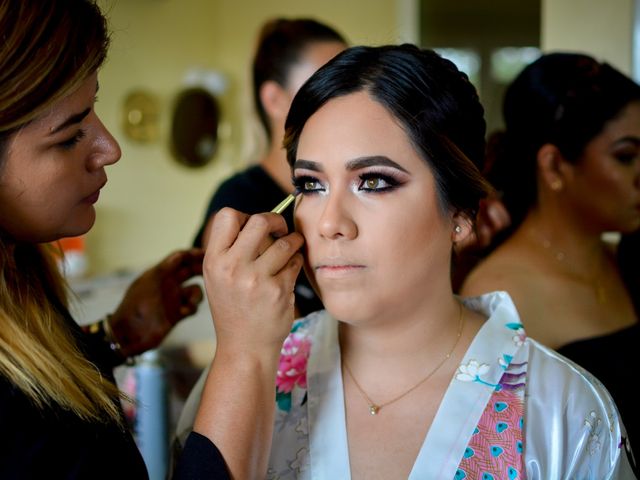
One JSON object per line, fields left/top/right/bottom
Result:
{"left": 0, "top": 0, "right": 109, "bottom": 163}
{"left": 252, "top": 17, "right": 346, "bottom": 143}
{"left": 284, "top": 44, "right": 490, "bottom": 220}
{"left": 487, "top": 52, "right": 640, "bottom": 228}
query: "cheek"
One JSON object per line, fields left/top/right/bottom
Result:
{"left": 586, "top": 169, "right": 636, "bottom": 209}
{"left": 579, "top": 155, "right": 632, "bottom": 193}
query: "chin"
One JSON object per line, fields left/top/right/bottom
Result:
{"left": 322, "top": 295, "right": 375, "bottom": 325}
{"left": 59, "top": 212, "right": 96, "bottom": 239}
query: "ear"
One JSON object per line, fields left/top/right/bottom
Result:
{"left": 451, "top": 212, "right": 474, "bottom": 244}
{"left": 259, "top": 80, "right": 290, "bottom": 122}
{"left": 537, "top": 143, "right": 570, "bottom": 192}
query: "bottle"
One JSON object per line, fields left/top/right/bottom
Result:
{"left": 135, "top": 349, "right": 168, "bottom": 480}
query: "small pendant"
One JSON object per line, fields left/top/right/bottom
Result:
{"left": 369, "top": 404, "right": 380, "bottom": 415}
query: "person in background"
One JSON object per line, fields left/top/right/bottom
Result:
{"left": 192, "top": 17, "right": 346, "bottom": 316}
{"left": 461, "top": 52, "right": 640, "bottom": 455}
{"left": 180, "top": 44, "right": 636, "bottom": 478}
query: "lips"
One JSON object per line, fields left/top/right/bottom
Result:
{"left": 83, "top": 190, "right": 100, "bottom": 204}
{"left": 314, "top": 262, "right": 366, "bottom": 278}
{"left": 83, "top": 181, "right": 106, "bottom": 204}
{"left": 316, "top": 264, "right": 364, "bottom": 271}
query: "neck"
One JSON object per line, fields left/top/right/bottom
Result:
{"left": 338, "top": 294, "right": 462, "bottom": 371}
{"left": 522, "top": 207, "right": 607, "bottom": 268}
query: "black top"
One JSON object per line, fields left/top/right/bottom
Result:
{"left": 193, "top": 165, "right": 323, "bottom": 316}
{"left": 0, "top": 311, "right": 148, "bottom": 480}
{"left": 0, "top": 307, "right": 232, "bottom": 479}
{"left": 557, "top": 233, "right": 640, "bottom": 455}
{"left": 172, "top": 432, "right": 229, "bottom": 479}
{"left": 557, "top": 324, "right": 639, "bottom": 455}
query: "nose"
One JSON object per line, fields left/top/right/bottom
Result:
{"left": 317, "top": 190, "right": 358, "bottom": 240}
{"left": 87, "top": 114, "right": 121, "bottom": 171}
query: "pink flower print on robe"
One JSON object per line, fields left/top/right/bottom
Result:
{"left": 276, "top": 333, "right": 312, "bottom": 394}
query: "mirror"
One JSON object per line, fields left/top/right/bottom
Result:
{"left": 122, "top": 90, "right": 160, "bottom": 143}
{"left": 170, "top": 87, "right": 220, "bottom": 167}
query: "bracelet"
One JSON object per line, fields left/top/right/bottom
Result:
{"left": 86, "top": 315, "right": 135, "bottom": 366}
{"left": 101, "top": 315, "right": 123, "bottom": 356}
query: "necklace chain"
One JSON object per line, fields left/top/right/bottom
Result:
{"left": 530, "top": 229, "right": 607, "bottom": 304}
{"left": 342, "top": 302, "right": 464, "bottom": 416}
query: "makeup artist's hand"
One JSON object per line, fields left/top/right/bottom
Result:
{"left": 203, "top": 208, "right": 304, "bottom": 350}
{"left": 109, "top": 248, "right": 205, "bottom": 358}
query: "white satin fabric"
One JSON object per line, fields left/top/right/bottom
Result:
{"left": 176, "top": 291, "right": 637, "bottom": 479}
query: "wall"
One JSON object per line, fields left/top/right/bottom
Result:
{"left": 541, "top": 0, "right": 634, "bottom": 74}
{"left": 92, "top": 0, "right": 402, "bottom": 275}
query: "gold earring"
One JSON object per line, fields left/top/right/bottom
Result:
{"left": 550, "top": 179, "right": 563, "bottom": 191}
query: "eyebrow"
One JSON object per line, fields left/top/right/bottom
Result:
{"left": 346, "top": 155, "right": 410, "bottom": 173}
{"left": 293, "top": 155, "right": 410, "bottom": 173}
{"left": 49, "top": 82, "right": 99, "bottom": 135}
{"left": 612, "top": 136, "right": 640, "bottom": 147}
{"left": 49, "top": 107, "right": 91, "bottom": 135}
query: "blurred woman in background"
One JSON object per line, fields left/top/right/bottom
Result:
{"left": 462, "top": 52, "right": 640, "bottom": 453}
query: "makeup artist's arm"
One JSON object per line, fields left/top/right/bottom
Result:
{"left": 191, "top": 208, "right": 303, "bottom": 479}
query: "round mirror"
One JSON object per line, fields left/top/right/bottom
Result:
{"left": 170, "top": 87, "right": 220, "bottom": 167}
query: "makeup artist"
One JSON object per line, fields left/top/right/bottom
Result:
{"left": 0, "top": 2, "right": 300, "bottom": 478}
{"left": 179, "top": 45, "right": 636, "bottom": 478}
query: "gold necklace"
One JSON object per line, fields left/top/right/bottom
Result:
{"left": 342, "top": 303, "right": 464, "bottom": 416}
{"left": 530, "top": 229, "right": 607, "bottom": 304}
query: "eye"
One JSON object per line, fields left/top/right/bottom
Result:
{"left": 293, "top": 175, "right": 325, "bottom": 194}
{"left": 613, "top": 150, "right": 638, "bottom": 165}
{"left": 358, "top": 173, "right": 399, "bottom": 192}
{"left": 58, "top": 129, "right": 86, "bottom": 150}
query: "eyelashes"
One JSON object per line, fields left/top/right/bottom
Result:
{"left": 58, "top": 129, "right": 86, "bottom": 150}
{"left": 292, "top": 175, "right": 324, "bottom": 194}
{"left": 613, "top": 151, "right": 639, "bottom": 165}
{"left": 358, "top": 172, "right": 400, "bottom": 191}
{"left": 292, "top": 171, "right": 403, "bottom": 195}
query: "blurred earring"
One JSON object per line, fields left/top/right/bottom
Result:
{"left": 550, "top": 179, "right": 563, "bottom": 191}
{"left": 454, "top": 225, "right": 462, "bottom": 234}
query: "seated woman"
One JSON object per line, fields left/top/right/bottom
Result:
{"left": 461, "top": 53, "right": 640, "bottom": 454}
{"left": 185, "top": 45, "right": 636, "bottom": 478}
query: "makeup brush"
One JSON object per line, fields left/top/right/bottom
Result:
{"left": 270, "top": 189, "right": 300, "bottom": 214}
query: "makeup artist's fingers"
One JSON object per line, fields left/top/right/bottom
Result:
{"left": 206, "top": 208, "right": 251, "bottom": 255}
{"left": 201, "top": 215, "right": 216, "bottom": 249}
{"left": 204, "top": 243, "right": 302, "bottom": 349}
{"left": 256, "top": 231, "right": 305, "bottom": 276}
{"left": 273, "top": 252, "right": 305, "bottom": 301}
{"left": 230, "top": 213, "right": 290, "bottom": 260}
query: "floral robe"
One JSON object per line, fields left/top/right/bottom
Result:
{"left": 266, "top": 292, "right": 636, "bottom": 479}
